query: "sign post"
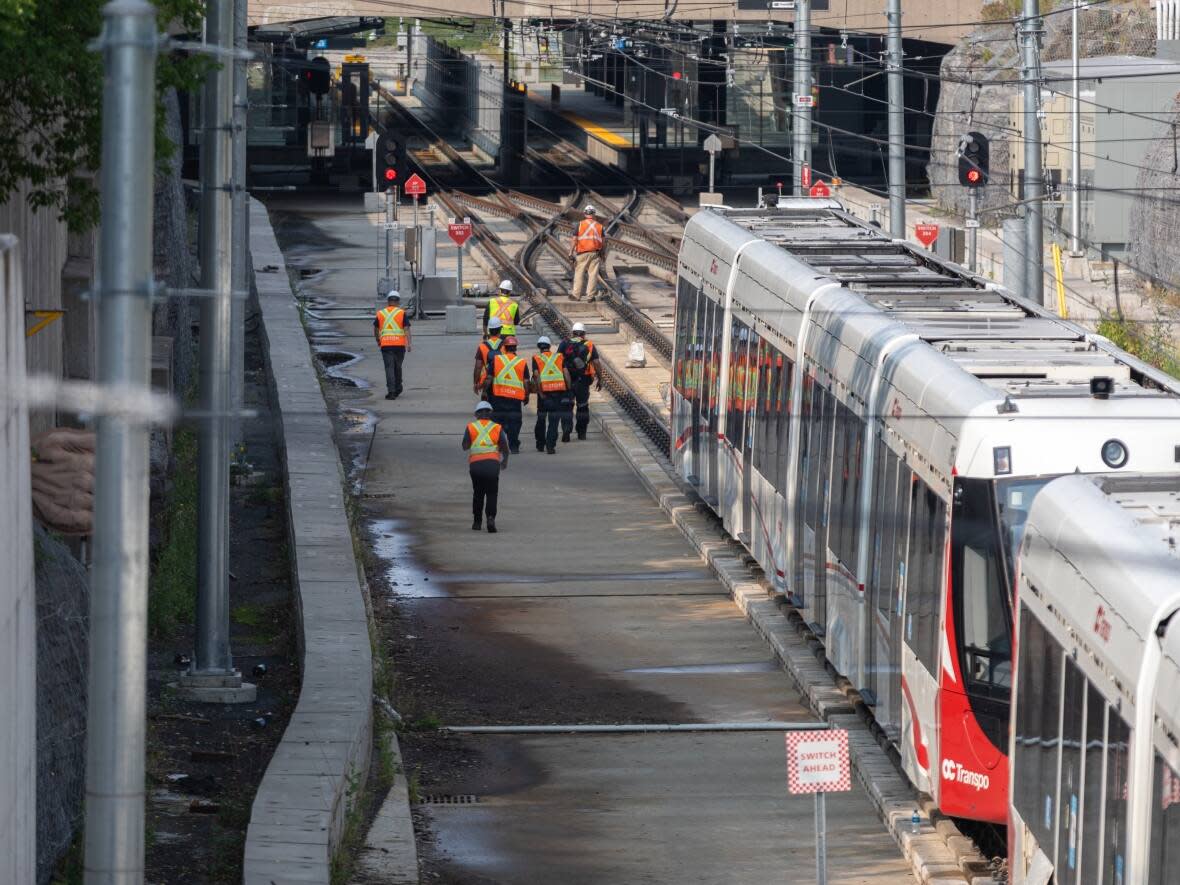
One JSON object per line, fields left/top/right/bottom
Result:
{"left": 405, "top": 172, "right": 427, "bottom": 235}
{"left": 786, "top": 728, "right": 851, "bottom": 885}
{"left": 703, "top": 133, "right": 723, "bottom": 193}
{"left": 447, "top": 217, "right": 473, "bottom": 302}
{"left": 914, "top": 222, "right": 940, "bottom": 249}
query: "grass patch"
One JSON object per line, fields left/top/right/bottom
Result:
{"left": 150, "top": 429, "right": 199, "bottom": 638}
{"left": 1097, "top": 315, "right": 1180, "bottom": 379}
{"left": 231, "top": 602, "right": 269, "bottom": 629}
{"left": 50, "top": 832, "right": 84, "bottom": 885}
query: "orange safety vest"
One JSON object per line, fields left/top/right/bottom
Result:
{"left": 477, "top": 335, "right": 503, "bottom": 364}
{"left": 491, "top": 354, "right": 527, "bottom": 400}
{"left": 376, "top": 306, "right": 407, "bottom": 347}
{"left": 532, "top": 351, "right": 567, "bottom": 393}
{"left": 567, "top": 337, "right": 597, "bottom": 378}
{"left": 488, "top": 296, "right": 519, "bottom": 335}
{"left": 466, "top": 419, "right": 502, "bottom": 463}
{"left": 574, "top": 218, "right": 604, "bottom": 254}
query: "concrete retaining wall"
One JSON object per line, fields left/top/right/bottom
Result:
{"left": 243, "top": 199, "right": 373, "bottom": 884}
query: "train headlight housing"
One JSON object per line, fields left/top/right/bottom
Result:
{"left": 1101, "top": 438, "right": 1129, "bottom": 469}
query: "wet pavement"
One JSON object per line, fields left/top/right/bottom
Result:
{"left": 263, "top": 193, "right": 915, "bottom": 885}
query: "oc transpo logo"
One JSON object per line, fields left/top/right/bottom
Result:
{"left": 709, "top": 258, "right": 719, "bottom": 275}
{"left": 941, "top": 757, "right": 990, "bottom": 792}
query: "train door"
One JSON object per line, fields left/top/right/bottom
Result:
{"left": 703, "top": 296, "right": 721, "bottom": 505}
{"left": 734, "top": 323, "right": 754, "bottom": 541}
{"left": 688, "top": 288, "right": 704, "bottom": 482}
{"left": 809, "top": 385, "right": 834, "bottom": 631}
{"left": 890, "top": 461, "right": 912, "bottom": 735}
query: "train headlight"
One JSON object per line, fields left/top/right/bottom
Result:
{"left": 1101, "top": 439, "right": 1129, "bottom": 469}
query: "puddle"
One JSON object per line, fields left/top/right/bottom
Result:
{"left": 435, "top": 569, "right": 711, "bottom": 585}
{"left": 314, "top": 348, "right": 370, "bottom": 389}
{"left": 623, "top": 661, "right": 779, "bottom": 675}
{"left": 337, "top": 407, "right": 378, "bottom": 495}
{"left": 368, "top": 518, "right": 445, "bottom": 598}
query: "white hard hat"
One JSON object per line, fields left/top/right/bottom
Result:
{"left": 537, "top": 335, "right": 551, "bottom": 346}
{"left": 488, "top": 317, "right": 503, "bottom": 330}
{"left": 475, "top": 401, "right": 493, "bottom": 414}
{"left": 571, "top": 321, "right": 586, "bottom": 333}
{"left": 498, "top": 279, "right": 513, "bottom": 292}
{"left": 583, "top": 204, "right": 596, "bottom": 214}
{"left": 386, "top": 290, "right": 401, "bottom": 301}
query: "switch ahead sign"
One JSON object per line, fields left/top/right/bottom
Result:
{"left": 786, "top": 728, "right": 851, "bottom": 794}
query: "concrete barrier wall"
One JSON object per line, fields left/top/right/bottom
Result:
{"left": 0, "top": 235, "right": 36, "bottom": 884}
{"left": 243, "top": 199, "right": 373, "bottom": 883}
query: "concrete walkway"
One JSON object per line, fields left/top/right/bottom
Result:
{"left": 266, "top": 192, "right": 916, "bottom": 884}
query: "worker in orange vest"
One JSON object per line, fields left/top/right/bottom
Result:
{"left": 461, "top": 401, "right": 510, "bottom": 533}
{"left": 557, "top": 322, "right": 601, "bottom": 441}
{"left": 531, "top": 336, "right": 573, "bottom": 454}
{"left": 569, "top": 204, "right": 605, "bottom": 302}
{"left": 373, "top": 290, "right": 411, "bottom": 400}
{"left": 480, "top": 335, "right": 530, "bottom": 454}
{"left": 473, "top": 317, "right": 504, "bottom": 395}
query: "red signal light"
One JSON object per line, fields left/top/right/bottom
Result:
{"left": 967, "top": 168, "right": 981, "bottom": 183}
{"left": 672, "top": 71, "right": 682, "bottom": 80}
{"left": 384, "top": 168, "right": 397, "bottom": 181}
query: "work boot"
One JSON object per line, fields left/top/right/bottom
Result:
{"left": 577, "top": 431, "right": 587, "bottom": 440}
{"left": 536, "top": 442, "right": 545, "bottom": 451}
{"left": 546, "top": 447, "right": 556, "bottom": 454}
{"left": 472, "top": 519, "right": 481, "bottom": 531}
{"left": 561, "top": 432, "right": 571, "bottom": 443}
{"left": 385, "top": 392, "right": 396, "bottom": 400}
{"left": 487, "top": 519, "right": 497, "bottom": 534}
{"left": 510, "top": 446, "right": 521, "bottom": 455}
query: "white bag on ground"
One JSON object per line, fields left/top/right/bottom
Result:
{"left": 626, "top": 340, "right": 646, "bottom": 368}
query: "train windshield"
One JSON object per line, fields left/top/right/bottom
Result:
{"left": 995, "top": 477, "right": 1055, "bottom": 587}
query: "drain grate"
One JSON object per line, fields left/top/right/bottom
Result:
{"left": 417, "top": 794, "right": 481, "bottom": 805}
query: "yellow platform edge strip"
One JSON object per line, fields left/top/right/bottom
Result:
{"left": 559, "top": 111, "right": 632, "bottom": 148}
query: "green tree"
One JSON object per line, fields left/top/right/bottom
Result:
{"left": 0, "top": 0, "right": 206, "bottom": 230}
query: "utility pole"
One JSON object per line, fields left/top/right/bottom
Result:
{"left": 1021, "top": 0, "right": 1045, "bottom": 305}
{"left": 230, "top": 0, "right": 247, "bottom": 446}
{"left": 1070, "top": 0, "right": 1082, "bottom": 255}
{"left": 886, "top": 0, "right": 906, "bottom": 238}
{"left": 186, "top": 0, "right": 255, "bottom": 703}
{"left": 85, "top": 1, "right": 157, "bottom": 881}
{"left": 792, "top": 0, "right": 812, "bottom": 196}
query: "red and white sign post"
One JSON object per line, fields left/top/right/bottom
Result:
{"left": 404, "top": 173, "right": 427, "bottom": 231}
{"left": 809, "top": 180, "right": 831, "bottom": 199}
{"left": 447, "top": 217, "right": 473, "bottom": 301}
{"left": 801, "top": 163, "right": 811, "bottom": 189}
{"left": 915, "top": 223, "right": 940, "bottom": 249}
{"left": 787, "top": 728, "right": 851, "bottom": 885}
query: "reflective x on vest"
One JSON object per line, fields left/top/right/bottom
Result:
{"left": 575, "top": 219, "right": 604, "bottom": 254}
{"left": 534, "top": 351, "right": 567, "bottom": 392}
{"left": 377, "top": 307, "right": 406, "bottom": 346}
{"left": 491, "top": 355, "right": 526, "bottom": 400}
{"left": 490, "top": 296, "right": 518, "bottom": 333}
{"left": 467, "top": 419, "right": 501, "bottom": 463}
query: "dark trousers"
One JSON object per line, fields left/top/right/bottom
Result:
{"left": 469, "top": 459, "right": 500, "bottom": 522}
{"left": 571, "top": 376, "right": 593, "bottom": 437}
{"left": 535, "top": 392, "right": 572, "bottom": 449}
{"left": 381, "top": 346, "right": 405, "bottom": 395}
{"left": 489, "top": 395, "right": 523, "bottom": 451}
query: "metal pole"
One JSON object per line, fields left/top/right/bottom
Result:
{"left": 814, "top": 791, "right": 828, "bottom": 885}
{"left": 792, "top": 0, "right": 811, "bottom": 196}
{"left": 1022, "top": 0, "right": 1045, "bottom": 304}
{"left": 85, "top": 2, "right": 157, "bottom": 881}
{"left": 230, "top": 0, "right": 247, "bottom": 448}
{"left": 193, "top": 0, "right": 245, "bottom": 691}
{"left": 968, "top": 189, "right": 978, "bottom": 271}
{"left": 457, "top": 242, "right": 464, "bottom": 302}
{"left": 886, "top": 0, "right": 906, "bottom": 239}
{"left": 1069, "top": 0, "right": 1082, "bottom": 255}
{"left": 708, "top": 152, "right": 716, "bottom": 192}
{"left": 385, "top": 188, "right": 393, "bottom": 278}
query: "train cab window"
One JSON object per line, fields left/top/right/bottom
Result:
{"left": 952, "top": 478, "right": 1012, "bottom": 695}
{"left": 1103, "top": 710, "right": 1130, "bottom": 885}
{"left": 995, "top": 477, "right": 1054, "bottom": 588}
{"left": 1148, "top": 754, "right": 1180, "bottom": 884}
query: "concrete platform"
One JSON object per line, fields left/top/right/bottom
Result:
{"left": 263, "top": 191, "right": 916, "bottom": 883}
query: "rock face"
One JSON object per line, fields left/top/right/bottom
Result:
{"left": 1129, "top": 93, "right": 1180, "bottom": 290}
{"left": 927, "top": 2, "right": 1156, "bottom": 219}
{"left": 34, "top": 526, "right": 89, "bottom": 885}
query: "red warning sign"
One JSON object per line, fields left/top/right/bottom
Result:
{"left": 809, "top": 180, "right": 831, "bottom": 198}
{"left": 786, "top": 729, "right": 851, "bottom": 795}
{"left": 915, "top": 223, "right": 940, "bottom": 248}
{"left": 404, "top": 173, "right": 427, "bottom": 197}
{"left": 447, "top": 221, "right": 473, "bottom": 246}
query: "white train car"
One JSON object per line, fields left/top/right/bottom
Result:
{"left": 1010, "top": 474, "right": 1180, "bottom": 884}
{"left": 671, "top": 202, "right": 1180, "bottom": 823}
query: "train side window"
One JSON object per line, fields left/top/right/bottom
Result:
{"left": 1037, "top": 632, "right": 1064, "bottom": 864}
{"left": 873, "top": 443, "right": 899, "bottom": 617}
{"left": 831, "top": 402, "right": 848, "bottom": 562}
{"left": 893, "top": 464, "right": 913, "bottom": 620}
{"left": 906, "top": 480, "right": 941, "bottom": 673}
{"left": 1057, "top": 658, "right": 1086, "bottom": 875}
{"left": 776, "top": 356, "right": 793, "bottom": 494}
{"left": 1013, "top": 606, "right": 1047, "bottom": 848}
{"left": 1103, "top": 710, "right": 1130, "bottom": 885}
{"left": 1148, "top": 754, "right": 1180, "bottom": 884}
{"left": 726, "top": 318, "right": 749, "bottom": 446}
{"left": 844, "top": 414, "right": 864, "bottom": 570}
{"left": 1079, "top": 683, "right": 1107, "bottom": 883}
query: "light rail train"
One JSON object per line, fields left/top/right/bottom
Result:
{"left": 1010, "top": 474, "right": 1180, "bottom": 884}
{"left": 670, "top": 202, "right": 1180, "bottom": 824}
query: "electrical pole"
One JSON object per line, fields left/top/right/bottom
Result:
{"left": 792, "top": 0, "right": 812, "bottom": 196}
{"left": 230, "top": 0, "right": 247, "bottom": 446}
{"left": 187, "top": 0, "right": 255, "bottom": 703}
{"left": 1070, "top": 0, "right": 1082, "bottom": 255}
{"left": 886, "top": 0, "right": 906, "bottom": 238}
{"left": 85, "top": 1, "right": 157, "bottom": 881}
{"left": 1021, "top": 0, "right": 1045, "bottom": 305}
